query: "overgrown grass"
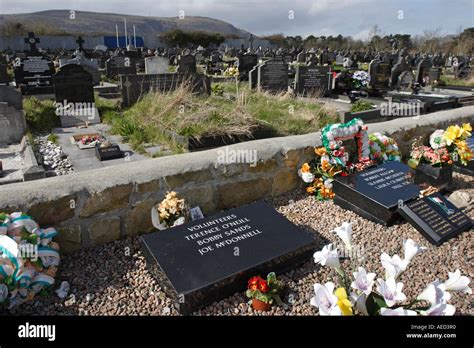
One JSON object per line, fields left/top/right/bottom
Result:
{"left": 439, "top": 75, "right": 474, "bottom": 87}
{"left": 120, "top": 82, "right": 339, "bottom": 142}
{"left": 23, "top": 97, "right": 59, "bottom": 133}
{"left": 47, "top": 134, "right": 59, "bottom": 144}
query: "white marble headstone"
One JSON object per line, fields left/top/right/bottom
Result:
{"left": 145, "top": 56, "right": 170, "bottom": 74}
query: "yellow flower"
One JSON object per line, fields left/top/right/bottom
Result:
{"left": 334, "top": 287, "right": 353, "bottom": 316}
{"left": 443, "top": 126, "right": 463, "bottom": 146}
{"left": 315, "top": 147, "right": 327, "bottom": 157}
{"left": 301, "top": 163, "right": 311, "bottom": 173}
{"left": 462, "top": 123, "right": 472, "bottom": 137}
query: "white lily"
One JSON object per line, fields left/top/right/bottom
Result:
{"left": 403, "top": 239, "right": 426, "bottom": 265}
{"left": 376, "top": 277, "right": 407, "bottom": 307}
{"left": 298, "top": 170, "right": 315, "bottom": 183}
{"left": 442, "top": 270, "right": 472, "bottom": 294}
{"left": 310, "top": 282, "right": 342, "bottom": 316}
{"left": 313, "top": 244, "right": 340, "bottom": 269}
{"left": 417, "top": 280, "right": 451, "bottom": 305}
{"left": 421, "top": 303, "right": 456, "bottom": 316}
{"left": 380, "top": 252, "right": 407, "bottom": 279}
{"left": 351, "top": 267, "right": 376, "bottom": 296}
{"left": 333, "top": 222, "right": 353, "bottom": 251}
{"left": 380, "top": 307, "right": 417, "bottom": 316}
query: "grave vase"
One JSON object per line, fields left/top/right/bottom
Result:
{"left": 252, "top": 298, "right": 271, "bottom": 311}
{"left": 414, "top": 163, "right": 453, "bottom": 191}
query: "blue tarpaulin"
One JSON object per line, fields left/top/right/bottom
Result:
{"left": 103, "top": 36, "right": 144, "bottom": 49}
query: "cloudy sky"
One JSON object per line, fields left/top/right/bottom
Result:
{"left": 0, "top": 0, "right": 473, "bottom": 38}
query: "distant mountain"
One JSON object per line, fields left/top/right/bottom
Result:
{"left": 0, "top": 10, "right": 252, "bottom": 40}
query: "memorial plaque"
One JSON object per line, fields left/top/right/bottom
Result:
{"left": 105, "top": 56, "right": 136, "bottom": 78}
{"left": 120, "top": 73, "right": 210, "bottom": 107}
{"left": 14, "top": 55, "right": 55, "bottom": 95}
{"left": 399, "top": 193, "right": 472, "bottom": 245}
{"left": 333, "top": 161, "right": 420, "bottom": 225}
{"left": 140, "top": 201, "right": 316, "bottom": 314}
{"left": 257, "top": 59, "right": 288, "bottom": 93}
{"left": 237, "top": 54, "right": 258, "bottom": 81}
{"left": 294, "top": 65, "right": 331, "bottom": 96}
{"left": 95, "top": 144, "right": 123, "bottom": 161}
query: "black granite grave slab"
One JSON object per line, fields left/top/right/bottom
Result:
{"left": 399, "top": 193, "right": 472, "bottom": 245}
{"left": 95, "top": 145, "right": 123, "bottom": 161}
{"left": 333, "top": 161, "right": 420, "bottom": 225}
{"left": 140, "top": 201, "right": 317, "bottom": 314}
{"left": 294, "top": 65, "right": 331, "bottom": 97}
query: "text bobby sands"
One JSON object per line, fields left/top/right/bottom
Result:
{"left": 18, "top": 322, "right": 56, "bottom": 342}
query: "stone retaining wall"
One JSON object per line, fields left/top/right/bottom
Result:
{"left": 2, "top": 106, "right": 473, "bottom": 253}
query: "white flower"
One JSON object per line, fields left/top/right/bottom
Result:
{"left": 332, "top": 222, "right": 352, "bottom": 251}
{"left": 380, "top": 307, "right": 417, "bottom": 316}
{"left": 377, "top": 277, "right": 407, "bottom": 307}
{"left": 417, "top": 280, "right": 451, "bottom": 305}
{"left": 0, "top": 284, "right": 8, "bottom": 303}
{"left": 313, "top": 244, "right": 340, "bottom": 269}
{"left": 429, "top": 129, "right": 447, "bottom": 149}
{"left": 421, "top": 303, "right": 456, "bottom": 316}
{"left": 301, "top": 171, "right": 315, "bottom": 183}
{"left": 442, "top": 269, "right": 472, "bottom": 294}
{"left": 380, "top": 253, "right": 407, "bottom": 279}
{"left": 172, "top": 216, "right": 186, "bottom": 227}
{"left": 403, "top": 239, "right": 426, "bottom": 265}
{"left": 351, "top": 267, "right": 376, "bottom": 296}
{"left": 323, "top": 179, "right": 333, "bottom": 190}
{"left": 310, "top": 282, "right": 342, "bottom": 316}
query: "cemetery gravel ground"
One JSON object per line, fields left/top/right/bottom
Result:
{"left": 4, "top": 172, "right": 473, "bottom": 316}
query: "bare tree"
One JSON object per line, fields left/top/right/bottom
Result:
{"left": 421, "top": 27, "right": 444, "bottom": 53}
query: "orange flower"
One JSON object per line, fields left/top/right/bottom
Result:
{"left": 301, "top": 163, "right": 311, "bottom": 173}
{"left": 306, "top": 186, "right": 316, "bottom": 194}
{"left": 315, "top": 147, "right": 327, "bottom": 156}
{"left": 321, "top": 159, "right": 331, "bottom": 172}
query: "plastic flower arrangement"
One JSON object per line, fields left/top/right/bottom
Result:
{"left": 223, "top": 66, "right": 239, "bottom": 77}
{"left": 0, "top": 212, "right": 60, "bottom": 309}
{"left": 310, "top": 222, "right": 471, "bottom": 316}
{"left": 408, "top": 123, "right": 472, "bottom": 168}
{"left": 298, "top": 119, "right": 401, "bottom": 199}
{"left": 246, "top": 273, "right": 283, "bottom": 307}
{"left": 80, "top": 135, "right": 101, "bottom": 146}
{"left": 368, "top": 133, "right": 401, "bottom": 163}
{"left": 151, "top": 191, "right": 189, "bottom": 230}
{"left": 351, "top": 70, "right": 370, "bottom": 89}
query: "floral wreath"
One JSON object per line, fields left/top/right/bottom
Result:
{"left": 0, "top": 213, "right": 60, "bottom": 309}
{"left": 299, "top": 119, "right": 401, "bottom": 200}
{"left": 320, "top": 118, "right": 371, "bottom": 168}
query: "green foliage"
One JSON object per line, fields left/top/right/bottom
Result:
{"left": 211, "top": 84, "right": 224, "bottom": 96}
{"left": 160, "top": 29, "right": 226, "bottom": 48}
{"left": 350, "top": 100, "right": 375, "bottom": 113}
{"left": 24, "top": 97, "right": 59, "bottom": 133}
{"left": 47, "top": 133, "right": 58, "bottom": 144}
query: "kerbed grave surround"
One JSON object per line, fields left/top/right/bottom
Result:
{"left": 0, "top": 106, "right": 471, "bottom": 253}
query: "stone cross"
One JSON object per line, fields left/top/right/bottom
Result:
{"left": 24, "top": 32, "right": 40, "bottom": 52}
{"left": 76, "top": 36, "right": 85, "bottom": 51}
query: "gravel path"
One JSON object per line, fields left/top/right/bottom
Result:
{"left": 4, "top": 173, "right": 473, "bottom": 316}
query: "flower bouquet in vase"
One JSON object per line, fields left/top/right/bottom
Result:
{"left": 408, "top": 124, "right": 472, "bottom": 190}
{"left": 151, "top": 191, "right": 190, "bottom": 230}
{"left": 246, "top": 273, "right": 283, "bottom": 311}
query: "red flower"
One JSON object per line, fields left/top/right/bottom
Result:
{"left": 258, "top": 280, "right": 269, "bottom": 293}
{"left": 248, "top": 276, "right": 265, "bottom": 291}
